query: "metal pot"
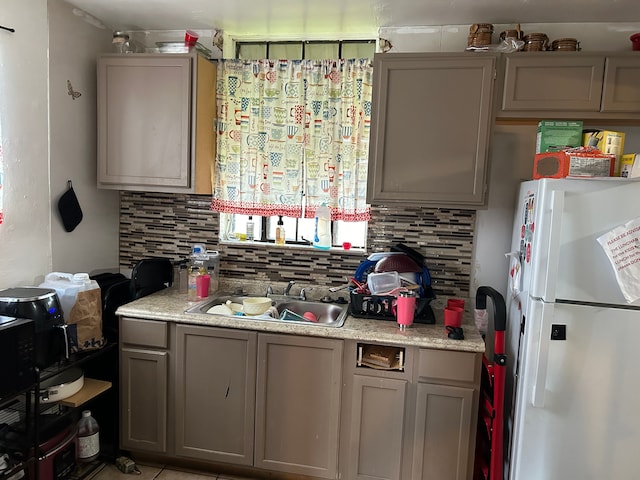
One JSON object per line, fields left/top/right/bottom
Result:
{"left": 39, "top": 367, "right": 84, "bottom": 403}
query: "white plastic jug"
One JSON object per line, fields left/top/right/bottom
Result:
{"left": 39, "top": 272, "right": 99, "bottom": 317}
{"left": 39, "top": 272, "right": 104, "bottom": 353}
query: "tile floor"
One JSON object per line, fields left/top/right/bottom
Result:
{"left": 88, "top": 462, "right": 258, "bottom": 480}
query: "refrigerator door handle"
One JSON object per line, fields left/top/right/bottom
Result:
{"left": 531, "top": 302, "right": 554, "bottom": 408}
{"left": 542, "top": 190, "right": 564, "bottom": 302}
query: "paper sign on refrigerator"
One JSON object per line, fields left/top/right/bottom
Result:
{"left": 597, "top": 216, "right": 640, "bottom": 303}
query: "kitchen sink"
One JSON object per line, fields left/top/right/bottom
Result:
{"left": 185, "top": 295, "right": 348, "bottom": 328}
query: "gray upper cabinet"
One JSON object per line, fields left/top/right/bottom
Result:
{"left": 97, "top": 53, "right": 216, "bottom": 193}
{"left": 498, "top": 52, "right": 640, "bottom": 119}
{"left": 601, "top": 56, "right": 640, "bottom": 113}
{"left": 500, "top": 53, "right": 604, "bottom": 112}
{"left": 367, "top": 53, "right": 497, "bottom": 207}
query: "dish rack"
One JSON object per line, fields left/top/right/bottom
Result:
{"left": 348, "top": 290, "right": 435, "bottom": 323}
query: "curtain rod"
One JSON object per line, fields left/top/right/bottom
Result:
{"left": 1, "top": 25, "right": 15, "bottom": 33}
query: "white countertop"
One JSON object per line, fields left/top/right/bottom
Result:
{"left": 117, "top": 286, "right": 486, "bottom": 353}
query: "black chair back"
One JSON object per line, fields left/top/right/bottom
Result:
{"left": 130, "top": 258, "right": 173, "bottom": 300}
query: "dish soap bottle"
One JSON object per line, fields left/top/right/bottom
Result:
{"left": 77, "top": 410, "right": 100, "bottom": 463}
{"left": 313, "top": 203, "right": 332, "bottom": 250}
{"left": 246, "top": 216, "right": 255, "bottom": 241}
{"left": 275, "top": 216, "right": 285, "bottom": 246}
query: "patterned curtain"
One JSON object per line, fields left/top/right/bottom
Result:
{"left": 0, "top": 120, "right": 3, "bottom": 225}
{"left": 211, "top": 58, "right": 372, "bottom": 221}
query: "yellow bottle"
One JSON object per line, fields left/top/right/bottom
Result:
{"left": 275, "top": 215, "right": 285, "bottom": 246}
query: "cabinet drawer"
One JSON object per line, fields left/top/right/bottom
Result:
{"left": 417, "top": 349, "right": 479, "bottom": 384}
{"left": 120, "top": 317, "right": 168, "bottom": 348}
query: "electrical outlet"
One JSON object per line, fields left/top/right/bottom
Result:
{"left": 551, "top": 324, "right": 566, "bottom": 340}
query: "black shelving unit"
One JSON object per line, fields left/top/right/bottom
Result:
{"left": 0, "top": 343, "right": 118, "bottom": 480}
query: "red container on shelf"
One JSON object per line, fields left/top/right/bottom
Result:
{"left": 631, "top": 33, "right": 640, "bottom": 51}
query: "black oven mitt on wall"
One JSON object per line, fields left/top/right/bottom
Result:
{"left": 57, "top": 180, "right": 83, "bottom": 232}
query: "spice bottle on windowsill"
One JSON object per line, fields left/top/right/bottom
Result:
{"left": 275, "top": 216, "right": 285, "bottom": 246}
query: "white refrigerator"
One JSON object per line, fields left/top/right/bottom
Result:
{"left": 505, "top": 177, "right": 640, "bottom": 480}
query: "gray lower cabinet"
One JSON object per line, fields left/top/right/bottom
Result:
{"left": 120, "top": 317, "right": 169, "bottom": 453}
{"left": 367, "top": 52, "right": 496, "bottom": 207}
{"left": 174, "top": 325, "right": 257, "bottom": 465}
{"left": 413, "top": 348, "right": 481, "bottom": 480}
{"left": 341, "top": 342, "right": 481, "bottom": 480}
{"left": 347, "top": 375, "right": 408, "bottom": 480}
{"left": 120, "top": 321, "right": 344, "bottom": 478}
{"left": 120, "top": 320, "right": 481, "bottom": 480}
{"left": 254, "top": 333, "right": 343, "bottom": 479}
{"left": 412, "top": 383, "right": 475, "bottom": 480}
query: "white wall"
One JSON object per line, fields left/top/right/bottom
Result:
{"left": 0, "top": 0, "right": 119, "bottom": 289}
{"left": 0, "top": 0, "right": 51, "bottom": 288}
{"left": 48, "top": 0, "right": 119, "bottom": 274}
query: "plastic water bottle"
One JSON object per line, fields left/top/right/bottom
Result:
{"left": 187, "top": 265, "right": 199, "bottom": 301}
{"left": 77, "top": 410, "right": 100, "bottom": 463}
{"left": 313, "top": 204, "right": 332, "bottom": 250}
{"left": 246, "top": 216, "right": 255, "bottom": 241}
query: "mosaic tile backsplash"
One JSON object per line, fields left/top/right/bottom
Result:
{"left": 119, "top": 192, "right": 475, "bottom": 298}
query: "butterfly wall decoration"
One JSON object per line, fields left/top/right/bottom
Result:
{"left": 67, "top": 80, "right": 81, "bottom": 100}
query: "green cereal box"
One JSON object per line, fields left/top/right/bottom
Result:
{"left": 536, "top": 120, "right": 584, "bottom": 154}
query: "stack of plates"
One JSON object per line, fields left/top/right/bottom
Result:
{"left": 156, "top": 42, "right": 213, "bottom": 57}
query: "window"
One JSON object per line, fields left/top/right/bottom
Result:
{"left": 236, "top": 40, "right": 376, "bottom": 61}
{"left": 220, "top": 212, "right": 367, "bottom": 248}
{"left": 215, "top": 39, "right": 375, "bottom": 249}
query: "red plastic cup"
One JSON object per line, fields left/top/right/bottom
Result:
{"left": 342, "top": 242, "right": 352, "bottom": 250}
{"left": 185, "top": 30, "right": 199, "bottom": 47}
{"left": 447, "top": 298, "right": 465, "bottom": 310}
{"left": 196, "top": 274, "right": 210, "bottom": 299}
{"left": 443, "top": 306, "right": 463, "bottom": 328}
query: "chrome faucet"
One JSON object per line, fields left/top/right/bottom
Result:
{"left": 284, "top": 280, "right": 296, "bottom": 296}
{"left": 266, "top": 281, "right": 308, "bottom": 301}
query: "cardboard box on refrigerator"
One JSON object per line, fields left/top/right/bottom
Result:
{"left": 582, "top": 130, "right": 626, "bottom": 176}
{"left": 620, "top": 153, "right": 640, "bottom": 178}
{"left": 533, "top": 148, "right": 616, "bottom": 179}
{"left": 536, "top": 120, "right": 584, "bottom": 153}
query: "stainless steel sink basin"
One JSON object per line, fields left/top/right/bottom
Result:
{"left": 185, "top": 295, "right": 266, "bottom": 315}
{"left": 276, "top": 300, "right": 347, "bottom": 327}
{"left": 185, "top": 295, "right": 348, "bottom": 328}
